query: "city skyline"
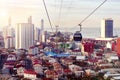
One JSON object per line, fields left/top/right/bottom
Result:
{"left": 0, "top": 0, "right": 120, "bottom": 31}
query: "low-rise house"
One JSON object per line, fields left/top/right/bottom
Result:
{"left": 24, "top": 69, "right": 37, "bottom": 80}
{"left": 33, "top": 63, "right": 43, "bottom": 75}
{"left": 63, "top": 69, "right": 72, "bottom": 75}
{"left": 69, "top": 64, "right": 81, "bottom": 72}
{"left": 2, "top": 61, "right": 15, "bottom": 74}
{"left": 104, "top": 72, "right": 120, "bottom": 79}
{"left": 16, "top": 64, "right": 25, "bottom": 76}
{"left": 76, "top": 56, "right": 86, "bottom": 61}
{"left": 107, "top": 56, "right": 119, "bottom": 62}
{"left": 7, "top": 54, "right": 16, "bottom": 61}
{"left": 74, "top": 71, "right": 84, "bottom": 77}
{"left": 2, "top": 67, "right": 11, "bottom": 74}
{"left": 44, "top": 70, "right": 58, "bottom": 80}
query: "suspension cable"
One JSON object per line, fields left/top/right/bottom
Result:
{"left": 58, "top": 0, "right": 63, "bottom": 26}
{"left": 43, "top": 0, "right": 54, "bottom": 32}
{"left": 64, "top": 0, "right": 74, "bottom": 17}
{"left": 78, "top": 0, "right": 107, "bottom": 27}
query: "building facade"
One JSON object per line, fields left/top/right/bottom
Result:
{"left": 34, "top": 27, "right": 40, "bottom": 42}
{"left": 116, "top": 38, "right": 120, "bottom": 57}
{"left": 101, "top": 19, "right": 113, "bottom": 38}
{"left": 15, "top": 23, "right": 34, "bottom": 49}
{"left": 3, "top": 17, "right": 15, "bottom": 48}
{"left": 40, "top": 19, "right": 46, "bottom": 42}
{"left": 3, "top": 26, "right": 15, "bottom": 48}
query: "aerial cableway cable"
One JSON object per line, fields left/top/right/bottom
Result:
{"left": 58, "top": 0, "right": 63, "bottom": 26}
{"left": 57, "top": 0, "right": 73, "bottom": 27}
{"left": 73, "top": 0, "right": 107, "bottom": 42}
{"left": 43, "top": 0, "right": 54, "bottom": 32}
{"left": 54, "top": 0, "right": 57, "bottom": 25}
{"left": 64, "top": 0, "right": 74, "bottom": 17}
{"left": 78, "top": 0, "right": 107, "bottom": 30}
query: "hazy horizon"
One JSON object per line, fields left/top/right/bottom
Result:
{"left": 0, "top": 0, "right": 120, "bottom": 31}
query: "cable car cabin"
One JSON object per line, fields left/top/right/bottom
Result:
{"left": 73, "top": 31, "right": 82, "bottom": 42}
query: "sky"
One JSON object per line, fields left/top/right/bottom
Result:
{"left": 0, "top": 0, "right": 120, "bottom": 31}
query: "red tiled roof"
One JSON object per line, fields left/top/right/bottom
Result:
{"left": 16, "top": 64, "right": 25, "bottom": 68}
{"left": 43, "top": 78, "right": 52, "bottom": 80}
{"left": 29, "top": 46, "right": 35, "bottom": 49}
{"left": 24, "top": 70, "right": 37, "bottom": 75}
{"left": 72, "top": 50, "right": 81, "bottom": 52}
{"left": 33, "top": 62, "right": 42, "bottom": 65}
{"left": 64, "top": 69, "right": 71, "bottom": 73}
{"left": 5, "top": 61, "right": 16, "bottom": 65}
{"left": 33, "top": 60, "right": 42, "bottom": 65}
{"left": 9, "top": 53, "right": 16, "bottom": 55}
{"left": 88, "top": 59, "right": 98, "bottom": 62}
{"left": 8, "top": 55, "right": 15, "bottom": 58}
{"left": 96, "top": 53, "right": 103, "bottom": 56}
{"left": 27, "top": 54, "right": 34, "bottom": 56}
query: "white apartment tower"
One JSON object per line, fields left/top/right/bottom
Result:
{"left": 101, "top": 18, "right": 113, "bottom": 38}
{"left": 40, "top": 19, "right": 45, "bottom": 42}
{"left": 15, "top": 16, "right": 34, "bottom": 49}
{"left": 3, "top": 17, "right": 15, "bottom": 48}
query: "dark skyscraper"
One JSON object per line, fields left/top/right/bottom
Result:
{"left": 101, "top": 19, "right": 113, "bottom": 38}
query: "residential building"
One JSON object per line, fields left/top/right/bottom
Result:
{"left": 101, "top": 19, "right": 113, "bottom": 38}
{"left": 3, "top": 17, "right": 15, "bottom": 48}
{"left": 15, "top": 16, "right": 34, "bottom": 49}
{"left": 24, "top": 70, "right": 37, "bottom": 80}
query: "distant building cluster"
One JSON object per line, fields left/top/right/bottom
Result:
{"left": 0, "top": 16, "right": 120, "bottom": 80}
{"left": 1, "top": 16, "right": 46, "bottom": 54}
{"left": 0, "top": 17, "right": 116, "bottom": 51}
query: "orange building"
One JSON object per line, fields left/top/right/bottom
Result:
{"left": 116, "top": 38, "right": 120, "bottom": 57}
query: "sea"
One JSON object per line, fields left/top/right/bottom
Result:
{"left": 81, "top": 27, "right": 120, "bottom": 38}
{"left": 60, "top": 27, "right": 120, "bottom": 38}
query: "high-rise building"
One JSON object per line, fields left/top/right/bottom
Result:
{"left": 34, "top": 27, "right": 40, "bottom": 42}
{"left": 101, "top": 18, "right": 113, "bottom": 38}
{"left": 3, "top": 17, "right": 15, "bottom": 48}
{"left": 28, "top": 16, "right": 32, "bottom": 24}
{"left": 40, "top": 19, "right": 45, "bottom": 42}
{"left": 0, "top": 34, "right": 4, "bottom": 48}
{"left": 15, "top": 17, "right": 34, "bottom": 49}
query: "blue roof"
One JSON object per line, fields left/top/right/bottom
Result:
{"left": 56, "top": 53, "right": 70, "bottom": 57}
{"left": 45, "top": 52, "right": 57, "bottom": 56}
{"left": 45, "top": 51, "right": 70, "bottom": 57}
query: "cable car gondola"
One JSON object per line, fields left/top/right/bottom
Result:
{"left": 73, "top": 31, "right": 82, "bottom": 42}
{"left": 73, "top": 0, "right": 107, "bottom": 42}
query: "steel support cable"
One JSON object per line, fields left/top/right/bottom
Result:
{"left": 54, "top": 0, "right": 57, "bottom": 25}
{"left": 64, "top": 0, "right": 74, "bottom": 17}
{"left": 78, "top": 0, "right": 107, "bottom": 26}
{"left": 43, "top": 0, "right": 54, "bottom": 32}
{"left": 58, "top": 0, "right": 63, "bottom": 26}
{"left": 70, "top": 0, "right": 107, "bottom": 31}
{"left": 58, "top": 0, "right": 74, "bottom": 30}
